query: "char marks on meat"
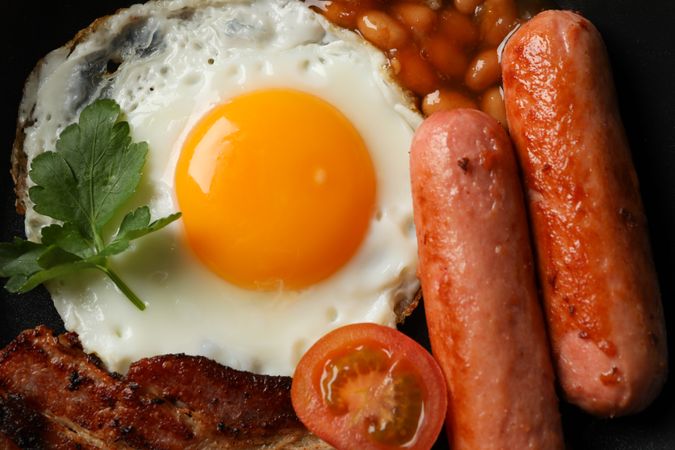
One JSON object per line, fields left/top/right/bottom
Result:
{"left": 0, "top": 326, "right": 329, "bottom": 449}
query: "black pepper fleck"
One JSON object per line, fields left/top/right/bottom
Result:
{"left": 457, "top": 157, "right": 469, "bottom": 172}
{"left": 68, "top": 371, "right": 85, "bottom": 391}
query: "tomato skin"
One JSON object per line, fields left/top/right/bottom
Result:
{"left": 291, "top": 323, "right": 447, "bottom": 450}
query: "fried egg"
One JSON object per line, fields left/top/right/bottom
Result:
{"left": 18, "top": 0, "right": 422, "bottom": 376}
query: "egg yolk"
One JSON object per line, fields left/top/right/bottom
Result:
{"left": 175, "top": 89, "right": 376, "bottom": 290}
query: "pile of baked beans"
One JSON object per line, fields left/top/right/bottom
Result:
{"left": 308, "top": 0, "right": 550, "bottom": 124}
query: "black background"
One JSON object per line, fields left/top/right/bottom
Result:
{"left": 2, "top": 1, "right": 675, "bottom": 449}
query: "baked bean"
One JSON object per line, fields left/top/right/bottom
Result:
{"left": 318, "top": 0, "right": 549, "bottom": 118}
{"left": 480, "top": 85, "right": 507, "bottom": 126}
{"left": 423, "top": 34, "right": 468, "bottom": 80}
{"left": 465, "top": 48, "right": 501, "bottom": 92}
{"left": 454, "top": 0, "right": 485, "bottom": 16}
{"left": 357, "top": 10, "right": 409, "bottom": 50}
{"left": 422, "top": 89, "right": 478, "bottom": 115}
{"left": 391, "top": 2, "right": 437, "bottom": 36}
{"left": 425, "top": 0, "right": 444, "bottom": 9}
{"left": 392, "top": 46, "right": 439, "bottom": 95}
{"left": 479, "top": 0, "right": 519, "bottom": 47}
{"left": 439, "top": 8, "right": 479, "bottom": 49}
{"left": 322, "top": 1, "right": 359, "bottom": 29}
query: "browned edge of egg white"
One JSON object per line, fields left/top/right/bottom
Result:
{"left": 10, "top": 10, "right": 123, "bottom": 215}
{"left": 10, "top": 4, "right": 202, "bottom": 215}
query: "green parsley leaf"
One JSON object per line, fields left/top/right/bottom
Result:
{"left": 29, "top": 100, "right": 149, "bottom": 249}
{"left": 1, "top": 99, "right": 181, "bottom": 310}
{"left": 0, "top": 239, "right": 44, "bottom": 278}
{"left": 37, "top": 245, "right": 84, "bottom": 269}
{"left": 41, "top": 223, "right": 94, "bottom": 258}
{"left": 0, "top": 239, "right": 48, "bottom": 293}
{"left": 15, "top": 258, "right": 98, "bottom": 294}
{"left": 102, "top": 207, "right": 182, "bottom": 257}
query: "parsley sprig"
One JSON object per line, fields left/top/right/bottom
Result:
{"left": 0, "top": 99, "right": 180, "bottom": 310}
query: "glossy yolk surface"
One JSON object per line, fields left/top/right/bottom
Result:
{"left": 175, "top": 89, "right": 376, "bottom": 290}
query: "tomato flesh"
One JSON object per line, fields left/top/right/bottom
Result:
{"left": 320, "top": 343, "right": 424, "bottom": 446}
{"left": 291, "top": 323, "right": 447, "bottom": 450}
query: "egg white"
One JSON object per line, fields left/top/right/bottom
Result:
{"left": 19, "top": 0, "right": 422, "bottom": 376}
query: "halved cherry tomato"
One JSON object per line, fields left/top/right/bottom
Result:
{"left": 291, "top": 323, "right": 447, "bottom": 450}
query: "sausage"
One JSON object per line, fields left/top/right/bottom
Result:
{"left": 502, "top": 10, "right": 668, "bottom": 417}
{"left": 410, "top": 109, "right": 564, "bottom": 450}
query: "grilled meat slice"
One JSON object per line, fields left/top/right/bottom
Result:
{"left": 0, "top": 389, "right": 104, "bottom": 450}
{"left": 127, "top": 355, "right": 308, "bottom": 447}
{"left": 0, "top": 326, "right": 330, "bottom": 450}
{"left": 0, "top": 326, "right": 196, "bottom": 449}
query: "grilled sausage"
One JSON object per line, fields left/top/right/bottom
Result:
{"left": 410, "top": 109, "right": 564, "bottom": 449}
{"left": 502, "top": 10, "right": 668, "bottom": 417}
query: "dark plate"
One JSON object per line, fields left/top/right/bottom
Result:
{"left": 2, "top": 1, "right": 675, "bottom": 449}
